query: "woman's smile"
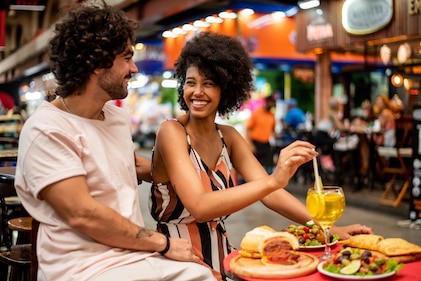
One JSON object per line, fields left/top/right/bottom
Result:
{"left": 191, "top": 100, "right": 209, "bottom": 107}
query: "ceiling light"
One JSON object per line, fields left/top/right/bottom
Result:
{"left": 134, "top": 43, "right": 145, "bottom": 50}
{"left": 193, "top": 20, "right": 210, "bottom": 28}
{"left": 182, "top": 24, "right": 194, "bottom": 31}
{"left": 10, "top": 4, "right": 45, "bottom": 11}
{"left": 239, "top": 9, "right": 254, "bottom": 16}
{"left": 218, "top": 11, "right": 237, "bottom": 19}
{"left": 162, "top": 31, "right": 177, "bottom": 38}
{"left": 391, "top": 73, "right": 403, "bottom": 87}
{"left": 271, "top": 11, "right": 286, "bottom": 20}
{"left": 172, "top": 27, "right": 186, "bottom": 35}
{"left": 298, "top": 0, "right": 320, "bottom": 10}
{"left": 205, "top": 16, "right": 223, "bottom": 24}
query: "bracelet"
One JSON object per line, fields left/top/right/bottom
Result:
{"left": 159, "top": 235, "right": 170, "bottom": 255}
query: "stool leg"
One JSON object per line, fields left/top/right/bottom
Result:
{"left": 9, "top": 266, "right": 30, "bottom": 281}
{"left": 0, "top": 263, "right": 8, "bottom": 281}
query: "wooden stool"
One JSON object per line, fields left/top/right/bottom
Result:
{"left": 0, "top": 167, "right": 31, "bottom": 281}
{"left": 0, "top": 244, "right": 31, "bottom": 281}
{"left": 0, "top": 217, "right": 32, "bottom": 281}
{"left": 0, "top": 168, "right": 19, "bottom": 250}
{"left": 8, "top": 217, "right": 32, "bottom": 244}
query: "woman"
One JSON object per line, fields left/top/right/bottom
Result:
{"left": 373, "top": 94, "right": 396, "bottom": 147}
{"left": 149, "top": 31, "right": 372, "bottom": 281}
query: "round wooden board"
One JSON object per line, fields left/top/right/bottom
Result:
{"left": 229, "top": 252, "right": 319, "bottom": 279}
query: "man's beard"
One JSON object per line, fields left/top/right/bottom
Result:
{"left": 98, "top": 69, "right": 129, "bottom": 100}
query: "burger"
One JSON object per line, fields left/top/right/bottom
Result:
{"left": 239, "top": 226, "right": 300, "bottom": 265}
{"left": 239, "top": 226, "right": 276, "bottom": 258}
{"left": 259, "top": 232, "right": 301, "bottom": 265}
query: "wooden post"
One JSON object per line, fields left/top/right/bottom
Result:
{"left": 315, "top": 52, "right": 332, "bottom": 124}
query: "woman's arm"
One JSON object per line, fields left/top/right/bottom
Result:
{"left": 154, "top": 122, "right": 317, "bottom": 222}
{"left": 228, "top": 126, "right": 374, "bottom": 239}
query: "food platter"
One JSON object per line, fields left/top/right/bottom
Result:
{"left": 299, "top": 240, "right": 338, "bottom": 250}
{"left": 317, "top": 261, "right": 396, "bottom": 280}
{"left": 226, "top": 250, "right": 318, "bottom": 280}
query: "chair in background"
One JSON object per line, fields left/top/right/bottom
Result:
{"left": 0, "top": 171, "right": 18, "bottom": 251}
{"left": 0, "top": 167, "right": 32, "bottom": 281}
{"left": 376, "top": 116, "right": 413, "bottom": 207}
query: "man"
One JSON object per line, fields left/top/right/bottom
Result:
{"left": 283, "top": 98, "right": 305, "bottom": 144}
{"left": 246, "top": 95, "right": 276, "bottom": 174}
{"left": 14, "top": 2, "right": 215, "bottom": 281}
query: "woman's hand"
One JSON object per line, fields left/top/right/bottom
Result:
{"left": 272, "top": 140, "right": 318, "bottom": 185}
{"left": 331, "top": 224, "right": 373, "bottom": 240}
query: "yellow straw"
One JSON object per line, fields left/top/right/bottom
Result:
{"left": 313, "top": 157, "right": 322, "bottom": 192}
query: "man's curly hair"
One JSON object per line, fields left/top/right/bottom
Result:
{"left": 174, "top": 31, "right": 254, "bottom": 116}
{"left": 49, "top": 1, "right": 138, "bottom": 97}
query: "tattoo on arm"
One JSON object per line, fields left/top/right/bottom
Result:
{"left": 136, "top": 227, "right": 153, "bottom": 239}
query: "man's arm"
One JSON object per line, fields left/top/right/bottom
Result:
{"left": 135, "top": 154, "right": 152, "bottom": 182}
{"left": 39, "top": 176, "right": 200, "bottom": 262}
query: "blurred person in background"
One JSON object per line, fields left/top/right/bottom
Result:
{"left": 149, "top": 31, "right": 373, "bottom": 281}
{"left": 313, "top": 97, "right": 345, "bottom": 172}
{"left": 373, "top": 94, "right": 396, "bottom": 147}
{"left": 14, "top": 2, "right": 215, "bottom": 281}
{"left": 282, "top": 98, "right": 306, "bottom": 144}
{"left": 350, "top": 99, "right": 375, "bottom": 131}
{"left": 0, "top": 91, "right": 16, "bottom": 115}
{"left": 350, "top": 99, "right": 375, "bottom": 186}
{"left": 246, "top": 94, "right": 277, "bottom": 174}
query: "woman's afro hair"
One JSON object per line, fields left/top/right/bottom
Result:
{"left": 174, "top": 31, "right": 254, "bottom": 116}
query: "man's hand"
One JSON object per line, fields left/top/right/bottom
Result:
{"left": 135, "top": 154, "right": 152, "bottom": 182}
{"left": 162, "top": 237, "right": 202, "bottom": 264}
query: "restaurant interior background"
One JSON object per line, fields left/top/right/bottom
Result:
{"left": 0, "top": 0, "right": 420, "bottom": 144}
{"left": 2, "top": 3, "right": 421, "bottom": 275}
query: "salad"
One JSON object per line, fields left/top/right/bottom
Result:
{"left": 322, "top": 247, "right": 403, "bottom": 276}
{"left": 284, "top": 220, "right": 339, "bottom": 247}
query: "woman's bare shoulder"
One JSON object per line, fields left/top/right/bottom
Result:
{"left": 216, "top": 123, "right": 246, "bottom": 147}
{"left": 216, "top": 123, "right": 242, "bottom": 135}
{"left": 157, "top": 119, "right": 183, "bottom": 132}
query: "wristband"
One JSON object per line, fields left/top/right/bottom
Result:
{"left": 159, "top": 235, "right": 170, "bottom": 255}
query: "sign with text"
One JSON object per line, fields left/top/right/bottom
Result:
{"left": 342, "top": 0, "right": 393, "bottom": 35}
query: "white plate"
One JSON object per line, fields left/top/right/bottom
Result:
{"left": 299, "top": 240, "right": 338, "bottom": 250}
{"left": 317, "top": 261, "right": 396, "bottom": 280}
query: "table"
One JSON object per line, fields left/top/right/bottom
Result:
{"left": 224, "top": 246, "right": 420, "bottom": 281}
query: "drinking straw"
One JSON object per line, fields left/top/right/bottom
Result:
{"left": 313, "top": 157, "right": 322, "bottom": 192}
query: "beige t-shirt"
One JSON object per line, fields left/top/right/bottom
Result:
{"left": 15, "top": 101, "right": 153, "bottom": 281}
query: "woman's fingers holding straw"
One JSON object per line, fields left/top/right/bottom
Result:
{"left": 275, "top": 140, "right": 318, "bottom": 177}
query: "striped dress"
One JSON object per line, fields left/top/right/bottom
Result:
{"left": 149, "top": 122, "right": 236, "bottom": 281}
